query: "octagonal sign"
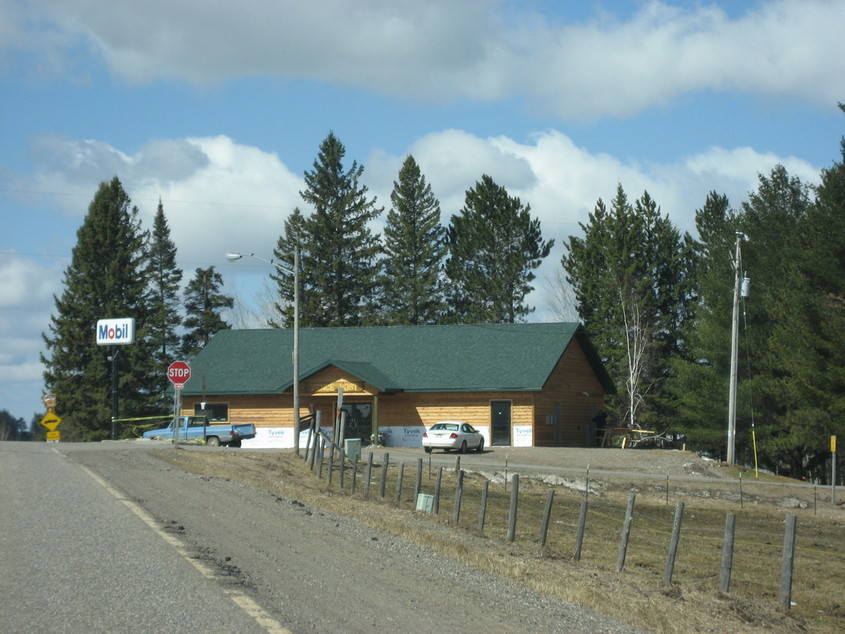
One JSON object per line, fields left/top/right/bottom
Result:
{"left": 167, "top": 361, "right": 191, "bottom": 389}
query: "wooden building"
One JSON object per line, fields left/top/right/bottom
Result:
{"left": 178, "top": 322, "right": 615, "bottom": 449}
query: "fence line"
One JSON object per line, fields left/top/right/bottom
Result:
{"left": 303, "top": 446, "right": 844, "bottom": 623}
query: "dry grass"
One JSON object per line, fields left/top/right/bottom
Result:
{"left": 154, "top": 447, "right": 845, "bottom": 633}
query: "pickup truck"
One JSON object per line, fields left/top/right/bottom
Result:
{"left": 142, "top": 416, "right": 256, "bottom": 448}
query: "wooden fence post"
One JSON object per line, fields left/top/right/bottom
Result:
{"left": 351, "top": 458, "right": 358, "bottom": 495}
{"left": 434, "top": 467, "right": 443, "bottom": 514}
{"left": 780, "top": 514, "right": 797, "bottom": 611}
{"left": 395, "top": 462, "right": 405, "bottom": 505}
{"left": 507, "top": 474, "right": 520, "bottom": 542}
{"left": 662, "top": 501, "right": 684, "bottom": 586}
{"left": 365, "top": 451, "right": 374, "bottom": 498}
{"left": 379, "top": 452, "right": 390, "bottom": 498}
{"left": 574, "top": 499, "right": 588, "bottom": 561}
{"left": 539, "top": 489, "right": 555, "bottom": 546}
{"left": 720, "top": 512, "right": 736, "bottom": 594}
{"left": 452, "top": 470, "right": 464, "bottom": 524}
{"left": 414, "top": 458, "right": 423, "bottom": 501}
{"left": 616, "top": 493, "right": 636, "bottom": 572}
{"left": 478, "top": 479, "right": 489, "bottom": 532}
{"left": 317, "top": 438, "right": 325, "bottom": 479}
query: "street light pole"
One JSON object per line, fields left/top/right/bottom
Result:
{"left": 225, "top": 248, "right": 300, "bottom": 455}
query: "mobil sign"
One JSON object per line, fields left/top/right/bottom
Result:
{"left": 96, "top": 317, "right": 136, "bottom": 345}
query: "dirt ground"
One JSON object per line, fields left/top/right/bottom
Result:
{"left": 123, "top": 441, "right": 843, "bottom": 632}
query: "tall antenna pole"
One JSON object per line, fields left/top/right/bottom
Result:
{"left": 727, "top": 233, "right": 744, "bottom": 465}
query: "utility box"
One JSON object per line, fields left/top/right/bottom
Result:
{"left": 344, "top": 438, "right": 361, "bottom": 462}
{"left": 415, "top": 493, "right": 434, "bottom": 513}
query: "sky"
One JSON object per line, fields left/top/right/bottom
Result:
{"left": 1, "top": 0, "right": 843, "bottom": 424}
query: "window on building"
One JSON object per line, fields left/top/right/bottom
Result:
{"left": 193, "top": 403, "right": 228, "bottom": 422}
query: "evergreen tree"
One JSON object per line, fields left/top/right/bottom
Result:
{"left": 665, "top": 192, "right": 738, "bottom": 453}
{"left": 446, "top": 174, "right": 552, "bottom": 324}
{"left": 181, "top": 267, "right": 233, "bottom": 357}
{"left": 41, "top": 177, "right": 155, "bottom": 441}
{"left": 146, "top": 199, "right": 183, "bottom": 405}
{"left": 380, "top": 155, "right": 447, "bottom": 325}
{"left": 271, "top": 208, "right": 306, "bottom": 328}
{"left": 671, "top": 159, "right": 845, "bottom": 476}
{"left": 562, "top": 185, "right": 695, "bottom": 429}
{"left": 0, "top": 409, "right": 22, "bottom": 441}
{"left": 296, "top": 132, "right": 383, "bottom": 327}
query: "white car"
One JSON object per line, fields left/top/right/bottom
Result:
{"left": 422, "top": 421, "right": 484, "bottom": 454}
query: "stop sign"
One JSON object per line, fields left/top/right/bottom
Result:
{"left": 167, "top": 361, "right": 191, "bottom": 388}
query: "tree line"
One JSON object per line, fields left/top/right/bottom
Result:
{"left": 38, "top": 132, "right": 553, "bottom": 441}
{"left": 37, "top": 112, "right": 845, "bottom": 479}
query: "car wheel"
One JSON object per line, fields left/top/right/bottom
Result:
{"left": 476, "top": 438, "right": 484, "bottom": 453}
{"left": 206, "top": 436, "right": 220, "bottom": 447}
{"left": 460, "top": 440, "right": 467, "bottom": 453}
{"left": 424, "top": 446, "right": 432, "bottom": 454}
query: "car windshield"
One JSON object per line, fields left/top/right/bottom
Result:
{"left": 432, "top": 423, "right": 460, "bottom": 431}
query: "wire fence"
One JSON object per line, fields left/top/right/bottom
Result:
{"left": 303, "top": 439, "right": 845, "bottom": 630}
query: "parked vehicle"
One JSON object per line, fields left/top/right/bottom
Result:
{"left": 142, "top": 416, "right": 256, "bottom": 448}
{"left": 422, "top": 421, "right": 484, "bottom": 454}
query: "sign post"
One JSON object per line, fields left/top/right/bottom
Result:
{"left": 96, "top": 317, "right": 135, "bottom": 439}
{"left": 832, "top": 435, "right": 837, "bottom": 505}
{"left": 40, "top": 393, "right": 62, "bottom": 442}
{"left": 167, "top": 361, "right": 191, "bottom": 443}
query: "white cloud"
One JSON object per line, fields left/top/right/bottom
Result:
{"left": 21, "top": 135, "right": 304, "bottom": 267}
{"left": 0, "top": 360, "right": 44, "bottom": 384}
{"left": 366, "top": 128, "right": 823, "bottom": 322}
{"left": 11, "top": 1, "right": 845, "bottom": 119}
{"left": 376, "top": 129, "right": 820, "bottom": 239}
{"left": 0, "top": 256, "right": 58, "bottom": 308}
{"left": 17, "top": 128, "right": 821, "bottom": 271}
{"left": 0, "top": 124, "right": 826, "bottom": 417}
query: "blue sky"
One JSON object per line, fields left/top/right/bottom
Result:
{"left": 1, "top": 0, "right": 843, "bottom": 423}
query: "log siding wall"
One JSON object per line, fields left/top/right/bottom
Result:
{"left": 181, "top": 337, "right": 609, "bottom": 447}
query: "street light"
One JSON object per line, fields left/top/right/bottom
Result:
{"left": 225, "top": 248, "right": 300, "bottom": 456}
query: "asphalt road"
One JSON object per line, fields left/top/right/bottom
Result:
{"left": 1, "top": 442, "right": 642, "bottom": 634}
{"left": 0, "top": 442, "right": 279, "bottom": 633}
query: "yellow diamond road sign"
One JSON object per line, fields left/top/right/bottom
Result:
{"left": 40, "top": 412, "right": 62, "bottom": 431}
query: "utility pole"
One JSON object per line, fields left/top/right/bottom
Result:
{"left": 292, "top": 245, "right": 300, "bottom": 457}
{"left": 727, "top": 232, "right": 748, "bottom": 465}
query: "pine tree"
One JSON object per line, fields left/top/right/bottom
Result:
{"left": 562, "top": 185, "right": 695, "bottom": 429}
{"left": 146, "top": 199, "right": 183, "bottom": 406}
{"left": 181, "top": 267, "right": 233, "bottom": 357}
{"left": 665, "top": 192, "right": 738, "bottom": 453}
{"left": 271, "top": 208, "right": 306, "bottom": 328}
{"left": 41, "top": 177, "right": 155, "bottom": 441}
{"left": 671, "top": 163, "right": 845, "bottom": 475}
{"left": 296, "top": 132, "right": 383, "bottom": 327}
{"left": 380, "top": 155, "right": 447, "bottom": 325}
{"left": 446, "top": 174, "right": 552, "bottom": 324}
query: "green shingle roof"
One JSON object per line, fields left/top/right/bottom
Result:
{"left": 180, "top": 322, "right": 614, "bottom": 396}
